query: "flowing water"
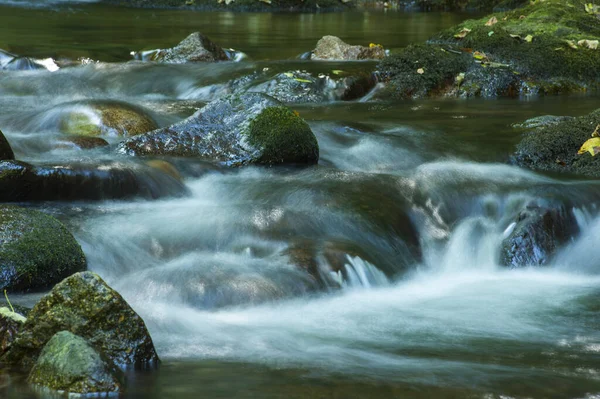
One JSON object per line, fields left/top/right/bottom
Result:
{"left": 1, "top": 2, "right": 600, "bottom": 398}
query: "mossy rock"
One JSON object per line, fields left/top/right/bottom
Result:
{"left": 311, "top": 36, "right": 386, "bottom": 61}
{"left": 60, "top": 101, "right": 158, "bottom": 137}
{"left": 0, "top": 205, "right": 86, "bottom": 293}
{"left": 57, "top": 135, "right": 110, "bottom": 150}
{"left": 246, "top": 106, "right": 319, "bottom": 165}
{"left": 1, "top": 272, "right": 159, "bottom": 370}
{"left": 118, "top": 93, "right": 319, "bottom": 166}
{"left": 133, "top": 32, "right": 228, "bottom": 63}
{"left": 0, "top": 129, "right": 14, "bottom": 160}
{"left": 28, "top": 331, "right": 123, "bottom": 394}
{"left": 0, "top": 307, "right": 26, "bottom": 356}
{"left": 513, "top": 108, "right": 600, "bottom": 177}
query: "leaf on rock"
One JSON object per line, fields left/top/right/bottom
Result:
{"left": 416, "top": 68, "right": 425, "bottom": 74}
{"left": 473, "top": 51, "right": 487, "bottom": 61}
{"left": 524, "top": 34, "right": 533, "bottom": 43}
{"left": 454, "top": 28, "right": 471, "bottom": 39}
{"left": 485, "top": 16, "right": 498, "bottom": 26}
{"left": 488, "top": 31, "right": 495, "bottom": 37}
{"left": 331, "top": 70, "right": 344, "bottom": 75}
{"left": 565, "top": 40, "right": 578, "bottom": 49}
{"left": 577, "top": 137, "right": 600, "bottom": 156}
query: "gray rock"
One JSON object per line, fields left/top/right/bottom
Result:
{"left": 118, "top": 93, "right": 319, "bottom": 166}
{"left": 2, "top": 272, "right": 159, "bottom": 370}
{"left": 133, "top": 32, "right": 229, "bottom": 63}
{"left": 311, "top": 36, "right": 386, "bottom": 61}
{"left": 28, "top": 331, "right": 122, "bottom": 394}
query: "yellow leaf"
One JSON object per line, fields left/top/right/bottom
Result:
{"left": 283, "top": 72, "right": 294, "bottom": 78}
{"left": 577, "top": 39, "right": 599, "bottom": 49}
{"left": 259, "top": 0, "right": 272, "bottom": 3}
{"left": 294, "top": 78, "right": 312, "bottom": 83}
{"left": 416, "top": 68, "right": 425, "bottom": 74}
{"left": 578, "top": 137, "right": 600, "bottom": 156}
{"left": 369, "top": 43, "right": 383, "bottom": 48}
{"left": 331, "top": 70, "right": 344, "bottom": 75}
{"left": 565, "top": 40, "right": 578, "bottom": 49}
{"left": 473, "top": 51, "right": 487, "bottom": 60}
{"left": 454, "top": 28, "right": 471, "bottom": 39}
{"left": 592, "top": 124, "right": 600, "bottom": 137}
{"left": 524, "top": 34, "right": 533, "bottom": 43}
{"left": 485, "top": 16, "right": 498, "bottom": 26}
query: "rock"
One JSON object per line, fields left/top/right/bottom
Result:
{"left": 59, "top": 100, "right": 158, "bottom": 137}
{"left": 28, "top": 331, "right": 122, "bottom": 394}
{"left": 512, "top": 109, "right": 600, "bottom": 177}
{"left": 0, "top": 129, "right": 15, "bottom": 160}
{"left": 501, "top": 205, "right": 579, "bottom": 267}
{"left": 311, "top": 36, "right": 386, "bottom": 61}
{"left": 0, "top": 206, "right": 86, "bottom": 293}
{"left": 379, "top": 0, "right": 600, "bottom": 98}
{"left": 0, "top": 49, "right": 15, "bottom": 68}
{"left": 512, "top": 115, "right": 575, "bottom": 130}
{"left": 0, "top": 159, "right": 188, "bottom": 201}
{"left": 118, "top": 93, "right": 319, "bottom": 166}
{"left": 133, "top": 32, "right": 229, "bottom": 63}
{"left": 1, "top": 272, "right": 159, "bottom": 369}
{"left": 0, "top": 307, "right": 26, "bottom": 356}
{"left": 56, "top": 135, "right": 110, "bottom": 150}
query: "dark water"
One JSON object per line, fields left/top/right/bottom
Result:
{"left": 1, "top": 2, "right": 600, "bottom": 399}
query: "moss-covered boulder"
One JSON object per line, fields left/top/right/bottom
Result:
{"left": 311, "top": 36, "right": 386, "bottom": 61}
{"left": 1, "top": 272, "right": 159, "bottom": 370}
{"left": 0, "top": 206, "right": 86, "bottom": 293}
{"left": 501, "top": 205, "right": 579, "bottom": 268}
{"left": 513, "top": 109, "right": 600, "bottom": 177}
{"left": 379, "top": 0, "right": 600, "bottom": 98}
{"left": 0, "top": 307, "right": 26, "bottom": 356}
{"left": 60, "top": 100, "right": 158, "bottom": 137}
{"left": 0, "top": 160, "right": 187, "bottom": 201}
{"left": 0, "top": 129, "right": 14, "bottom": 160}
{"left": 132, "top": 32, "right": 229, "bottom": 63}
{"left": 118, "top": 93, "right": 319, "bottom": 166}
{"left": 28, "top": 331, "right": 123, "bottom": 395}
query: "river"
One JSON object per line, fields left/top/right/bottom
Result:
{"left": 1, "top": 1, "right": 599, "bottom": 398}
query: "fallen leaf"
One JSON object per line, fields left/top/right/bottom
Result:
{"left": 454, "top": 28, "right": 471, "bottom": 39}
{"left": 455, "top": 72, "right": 465, "bottom": 85}
{"left": 259, "top": 0, "right": 272, "bottom": 3}
{"left": 369, "top": 43, "right": 383, "bottom": 48}
{"left": 524, "top": 34, "right": 533, "bottom": 42}
{"left": 284, "top": 72, "right": 294, "bottom": 78}
{"left": 578, "top": 137, "right": 600, "bottom": 156}
{"left": 488, "top": 31, "right": 495, "bottom": 37}
{"left": 417, "top": 68, "right": 425, "bottom": 74}
{"left": 331, "top": 69, "right": 344, "bottom": 75}
{"left": 485, "top": 16, "right": 498, "bottom": 26}
{"left": 578, "top": 39, "right": 599, "bottom": 49}
{"left": 519, "top": 15, "right": 526, "bottom": 20}
{"left": 473, "top": 51, "right": 487, "bottom": 61}
{"left": 294, "top": 78, "right": 312, "bottom": 83}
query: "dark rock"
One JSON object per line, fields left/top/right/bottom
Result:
{"left": 311, "top": 36, "right": 386, "bottom": 61}
{"left": 59, "top": 100, "right": 159, "bottom": 137}
{"left": 0, "top": 129, "right": 14, "bottom": 160}
{"left": 501, "top": 205, "right": 579, "bottom": 268}
{"left": 1, "top": 271, "right": 159, "bottom": 370}
{"left": 513, "top": 109, "right": 600, "bottom": 177}
{"left": 0, "top": 307, "right": 26, "bottom": 356}
{"left": 0, "top": 205, "right": 86, "bottom": 293}
{"left": 118, "top": 93, "right": 319, "bottom": 166}
{"left": 28, "top": 331, "right": 123, "bottom": 394}
{"left": 0, "top": 159, "right": 188, "bottom": 201}
{"left": 133, "top": 32, "right": 229, "bottom": 63}
{"left": 56, "top": 136, "right": 110, "bottom": 150}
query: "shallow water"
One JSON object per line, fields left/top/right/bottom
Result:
{"left": 1, "top": 2, "right": 600, "bottom": 399}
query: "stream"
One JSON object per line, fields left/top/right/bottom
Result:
{"left": 1, "top": 2, "right": 600, "bottom": 398}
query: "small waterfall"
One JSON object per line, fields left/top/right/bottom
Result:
{"left": 330, "top": 255, "right": 389, "bottom": 289}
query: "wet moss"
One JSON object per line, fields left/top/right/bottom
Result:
{"left": 0, "top": 206, "right": 87, "bottom": 292}
{"left": 0, "top": 129, "right": 14, "bottom": 161}
{"left": 513, "top": 108, "right": 600, "bottom": 177}
{"left": 377, "top": 44, "right": 473, "bottom": 99}
{"left": 246, "top": 106, "right": 319, "bottom": 165}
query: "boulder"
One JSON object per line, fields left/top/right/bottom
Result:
{"left": 59, "top": 100, "right": 158, "bottom": 137}
{"left": 500, "top": 205, "right": 579, "bottom": 268}
{"left": 379, "top": 0, "right": 600, "bottom": 98}
{"left": 512, "top": 109, "right": 600, "bottom": 177}
{"left": 0, "top": 159, "right": 188, "bottom": 201}
{"left": 0, "top": 307, "right": 26, "bottom": 356}
{"left": 28, "top": 331, "right": 122, "bottom": 394}
{"left": 0, "top": 129, "right": 14, "bottom": 160}
{"left": 1, "top": 272, "right": 159, "bottom": 370}
{"left": 311, "top": 36, "right": 386, "bottom": 61}
{"left": 0, "top": 205, "right": 86, "bottom": 293}
{"left": 118, "top": 93, "right": 319, "bottom": 166}
{"left": 56, "top": 135, "right": 110, "bottom": 150}
{"left": 132, "top": 32, "right": 229, "bottom": 63}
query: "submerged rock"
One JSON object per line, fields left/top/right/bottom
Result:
{"left": 28, "top": 331, "right": 122, "bottom": 395}
{"left": 56, "top": 135, "right": 110, "bottom": 150}
{"left": 501, "top": 205, "right": 578, "bottom": 268}
{"left": 118, "top": 93, "right": 319, "bottom": 166}
{"left": 0, "top": 307, "right": 26, "bottom": 356}
{"left": 513, "top": 108, "right": 600, "bottom": 177}
{"left": 0, "top": 160, "right": 187, "bottom": 201}
{"left": 59, "top": 100, "right": 158, "bottom": 137}
{"left": 311, "top": 36, "right": 386, "bottom": 61}
{"left": 132, "top": 32, "right": 229, "bottom": 63}
{"left": 0, "top": 206, "right": 86, "bottom": 293}
{"left": 2, "top": 272, "right": 159, "bottom": 370}
{"left": 0, "top": 129, "right": 15, "bottom": 160}
{"left": 379, "top": 0, "right": 600, "bottom": 98}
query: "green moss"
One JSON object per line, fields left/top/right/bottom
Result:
{"left": 513, "top": 108, "right": 600, "bottom": 177}
{"left": 378, "top": 44, "right": 473, "bottom": 99}
{"left": 0, "top": 206, "right": 87, "bottom": 292}
{"left": 245, "top": 106, "right": 319, "bottom": 165}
